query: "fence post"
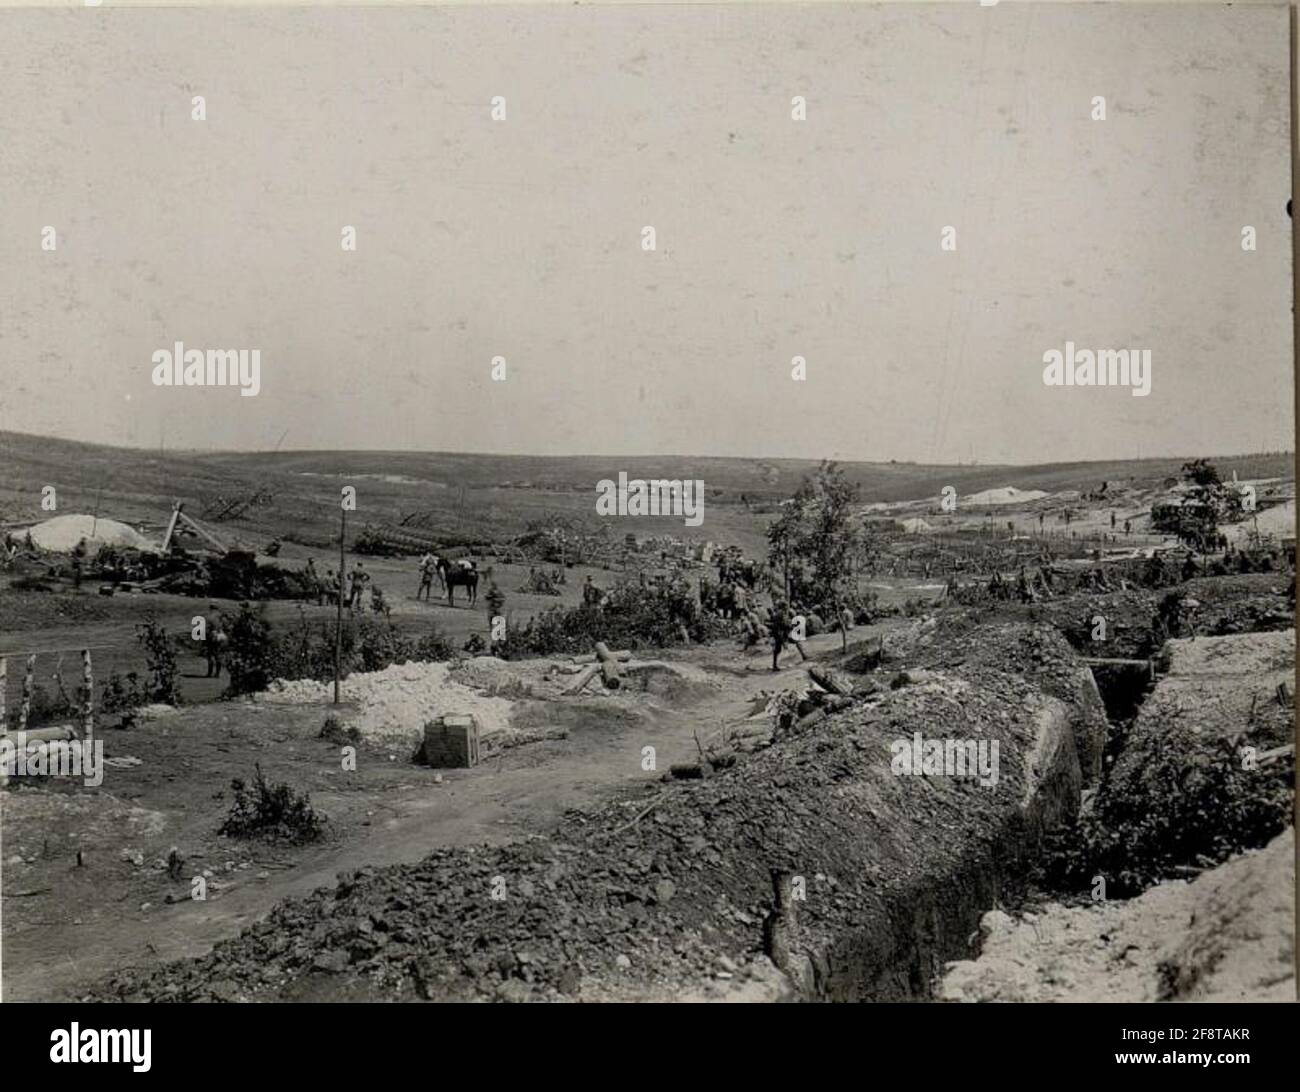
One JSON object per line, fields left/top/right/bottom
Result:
{"left": 81, "top": 649, "right": 94, "bottom": 744}
{"left": 18, "top": 654, "right": 35, "bottom": 732}
{"left": 0, "top": 656, "right": 7, "bottom": 737}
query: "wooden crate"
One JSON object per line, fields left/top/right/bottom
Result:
{"left": 420, "top": 714, "right": 480, "bottom": 768}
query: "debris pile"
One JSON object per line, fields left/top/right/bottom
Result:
{"left": 259, "top": 661, "right": 515, "bottom": 746}
{"left": 94, "top": 623, "right": 1086, "bottom": 1003}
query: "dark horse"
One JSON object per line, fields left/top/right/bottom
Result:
{"left": 438, "top": 559, "right": 479, "bottom": 606}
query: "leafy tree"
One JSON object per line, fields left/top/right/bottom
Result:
{"left": 766, "top": 461, "right": 863, "bottom": 609}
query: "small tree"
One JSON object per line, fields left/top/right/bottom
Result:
{"left": 137, "top": 616, "right": 181, "bottom": 705}
{"left": 766, "top": 461, "right": 863, "bottom": 610}
{"left": 221, "top": 602, "right": 275, "bottom": 696}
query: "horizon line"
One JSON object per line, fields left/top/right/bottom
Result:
{"left": 0, "top": 429, "right": 1293, "bottom": 471}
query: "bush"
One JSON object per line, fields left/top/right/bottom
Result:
{"left": 218, "top": 764, "right": 325, "bottom": 844}
{"left": 496, "top": 576, "right": 728, "bottom": 658}
{"left": 223, "top": 606, "right": 456, "bottom": 696}
{"left": 219, "top": 603, "right": 275, "bottom": 696}
{"left": 1038, "top": 733, "right": 1293, "bottom": 897}
{"left": 11, "top": 683, "right": 74, "bottom": 729}
{"left": 138, "top": 616, "right": 182, "bottom": 705}
{"left": 319, "top": 715, "right": 360, "bottom": 745}
{"left": 101, "top": 670, "right": 147, "bottom": 715}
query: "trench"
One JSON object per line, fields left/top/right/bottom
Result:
{"left": 778, "top": 653, "right": 1166, "bottom": 1003}
{"left": 762, "top": 699, "right": 1086, "bottom": 1002}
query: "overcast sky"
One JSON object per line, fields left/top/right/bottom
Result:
{"left": 0, "top": 3, "right": 1291, "bottom": 463}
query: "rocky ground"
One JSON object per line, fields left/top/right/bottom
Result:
{"left": 940, "top": 828, "right": 1295, "bottom": 1003}
{"left": 90, "top": 621, "right": 1093, "bottom": 1003}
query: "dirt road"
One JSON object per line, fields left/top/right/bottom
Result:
{"left": 1, "top": 625, "right": 867, "bottom": 1001}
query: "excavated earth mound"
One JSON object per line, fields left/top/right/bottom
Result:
{"left": 940, "top": 827, "right": 1294, "bottom": 1003}
{"left": 94, "top": 622, "right": 1097, "bottom": 1003}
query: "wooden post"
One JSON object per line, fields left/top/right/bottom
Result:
{"left": 594, "top": 642, "right": 622, "bottom": 689}
{"left": 334, "top": 505, "right": 346, "bottom": 704}
{"left": 18, "top": 654, "right": 35, "bottom": 731}
{"left": 0, "top": 656, "right": 7, "bottom": 736}
{"left": 81, "top": 649, "right": 94, "bottom": 745}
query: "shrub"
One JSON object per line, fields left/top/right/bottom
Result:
{"left": 218, "top": 764, "right": 325, "bottom": 844}
{"left": 100, "top": 670, "right": 147, "bottom": 714}
{"left": 11, "top": 683, "right": 75, "bottom": 729}
{"left": 138, "top": 616, "right": 182, "bottom": 705}
{"left": 319, "top": 715, "right": 360, "bottom": 745}
{"left": 495, "top": 576, "right": 727, "bottom": 658}
{"left": 221, "top": 603, "right": 276, "bottom": 696}
{"left": 1038, "top": 733, "right": 1293, "bottom": 897}
{"left": 224, "top": 607, "right": 455, "bottom": 695}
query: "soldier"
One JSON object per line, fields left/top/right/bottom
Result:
{"left": 768, "top": 599, "right": 808, "bottom": 671}
{"left": 417, "top": 552, "right": 436, "bottom": 601}
{"left": 348, "top": 562, "right": 369, "bottom": 611}
{"left": 304, "top": 557, "right": 322, "bottom": 605}
{"left": 204, "top": 604, "right": 226, "bottom": 678}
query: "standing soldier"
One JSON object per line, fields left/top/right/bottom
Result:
{"left": 204, "top": 603, "right": 226, "bottom": 679}
{"left": 768, "top": 599, "right": 808, "bottom": 672}
{"left": 348, "top": 562, "right": 369, "bottom": 611}
{"left": 417, "top": 552, "right": 436, "bottom": 601}
{"left": 304, "top": 557, "right": 322, "bottom": 605}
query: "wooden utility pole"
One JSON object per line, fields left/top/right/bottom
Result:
{"left": 334, "top": 506, "right": 346, "bottom": 704}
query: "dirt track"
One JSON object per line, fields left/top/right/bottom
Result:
{"left": 1, "top": 625, "right": 858, "bottom": 1001}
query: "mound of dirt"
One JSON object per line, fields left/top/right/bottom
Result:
{"left": 93, "top": 621, "right": 1089, "bottom": 1003}
{"left": 964, "top": 487, "right": 1050, "bottom": 506}
{"left": 1137, "top": 629, "right": 1295, "bottom": 753}
{"left": 259, "top": 661, "right": 515, "bottom": 746}
{"left": 939, "top": 827, "right": 1294, "bottom": 1003}
{"left": 24, "top": 514, "right": 156, "bottom": 553}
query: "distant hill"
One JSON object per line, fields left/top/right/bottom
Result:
{"left": 1, "top": 430, "right": 1291, "bottom": 548}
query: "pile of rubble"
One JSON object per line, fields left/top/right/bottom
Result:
{"left": 259, "top": 661, "right": 516, "bottom": 746}
{"left": 94, "top": 622, "right": 1092, "bottom": 1003}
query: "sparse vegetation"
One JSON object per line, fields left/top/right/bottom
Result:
{"left": 137, "top": 616, "right": 182, "bottom": 705}
{"left": 495, "top": 574, "right": 727, "bottom": 657}
{"left": 1038, "top": 733, "right": 1293, "bottom": 897}
{"left": 220, "top": 604, "right": 457, "bottom": 696}
{"left": 219, "top": 764, "right": 325, "bottom": 844}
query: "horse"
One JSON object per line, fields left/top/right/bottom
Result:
{"left": 438, "top": 558, "right": 479, "bottom": 607}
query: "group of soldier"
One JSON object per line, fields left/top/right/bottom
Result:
{"left": 301, "top": 556, "right": 378, "bottom": 612}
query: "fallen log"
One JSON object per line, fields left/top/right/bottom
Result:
{"left": 563, "top": 664, "right": 601, "bottom": 695}
{"left": 594, "top": 642, "right": 622, "bottom": 690}
{"left": 807, "top": 665, "right": 855, "bottom": 696}
{"left": 8, "top": 725, "right": 77, "bottom": 744}
{"left": 571, "top": 649, "right": 632, "bottom": 664}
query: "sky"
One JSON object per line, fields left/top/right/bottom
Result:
{"left": 0, "top": 3, "right": 1292, "bottom": 463}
